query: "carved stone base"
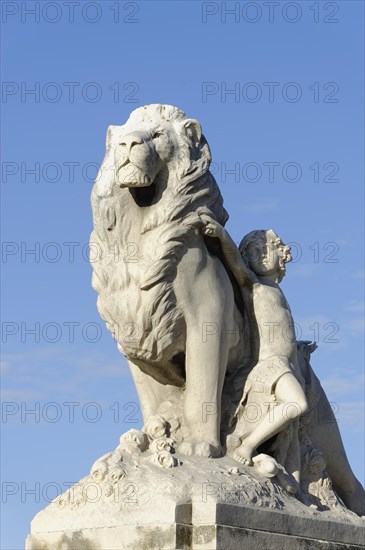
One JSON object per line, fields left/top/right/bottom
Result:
{"left": 26, "top": 502, "right": 365, "bottom": 550}
{"left": 26, "top": 443, "right": 364, "bottom": 550}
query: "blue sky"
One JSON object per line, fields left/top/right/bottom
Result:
{"left": 1, "top": 1, "right": 364, "bottom": 548}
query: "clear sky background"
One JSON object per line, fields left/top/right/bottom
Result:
{"left": 1, "top": 1, "right": 364, "bottom": 548}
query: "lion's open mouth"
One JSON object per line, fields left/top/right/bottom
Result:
{"left": 129, "top": 182, "right": 157, "bottom": 207}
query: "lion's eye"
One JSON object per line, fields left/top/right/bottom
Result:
{"left": 152, "top": 130, "right": 164, "bottom": 139}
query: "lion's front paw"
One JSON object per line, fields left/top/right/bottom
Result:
{"left": 178, "top": 440, "right": 221, "bottom": 458}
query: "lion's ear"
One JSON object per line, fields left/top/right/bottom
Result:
{"left": 181, "top": 119, "right": 202, "bottom": 148}
{"left": 106, "top": 125, "right": 118, "bottom": 150}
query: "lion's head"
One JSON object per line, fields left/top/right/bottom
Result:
{"left": 94, "top": 104, "right": 212, "bottom": 202}
{"left": 91, "top": 105, "right": 228, "bottom": 382}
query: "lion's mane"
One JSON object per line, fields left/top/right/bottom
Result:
{"left": 90, "top": 105, "right": 228, "bottom": 380}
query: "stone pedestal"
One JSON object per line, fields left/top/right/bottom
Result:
{"left": 26, "top": 502, "right": 365, "bottom": 549}
{"left": 26, "top": 448, "right": 365, "bottom": 550}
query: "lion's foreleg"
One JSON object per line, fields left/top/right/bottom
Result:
{"left": 178, "top": 251, "right": 236, "bottom": 457}
{"left": 183, "top": 323, "right": 229, "bottom": 455}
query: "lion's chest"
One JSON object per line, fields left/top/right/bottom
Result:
{"left": 113, "top": 221, "right": 165, "bottom": 284}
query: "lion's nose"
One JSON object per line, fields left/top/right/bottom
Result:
{"left": 119, "top": 132, "right": 144, "bottom": 153}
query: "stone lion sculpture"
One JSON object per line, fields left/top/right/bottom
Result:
{"left": 90, "top": 104, "right": 365, "bottom": 514}
{"left": 90, "top": 104, "right": 247, "bottom": 457}
{"left": 25, "top": 105, "right": 365, "bottom": 550}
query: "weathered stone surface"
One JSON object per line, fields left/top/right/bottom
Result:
{"left": 26, "top": 524, "right": 179, "bottom": 550}
{"left": 26, "top": 502, "right": 365, "bottom": 550}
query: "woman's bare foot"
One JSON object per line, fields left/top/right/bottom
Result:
{"left": 233, "top": 442, "right": 254, "bottom": 466}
